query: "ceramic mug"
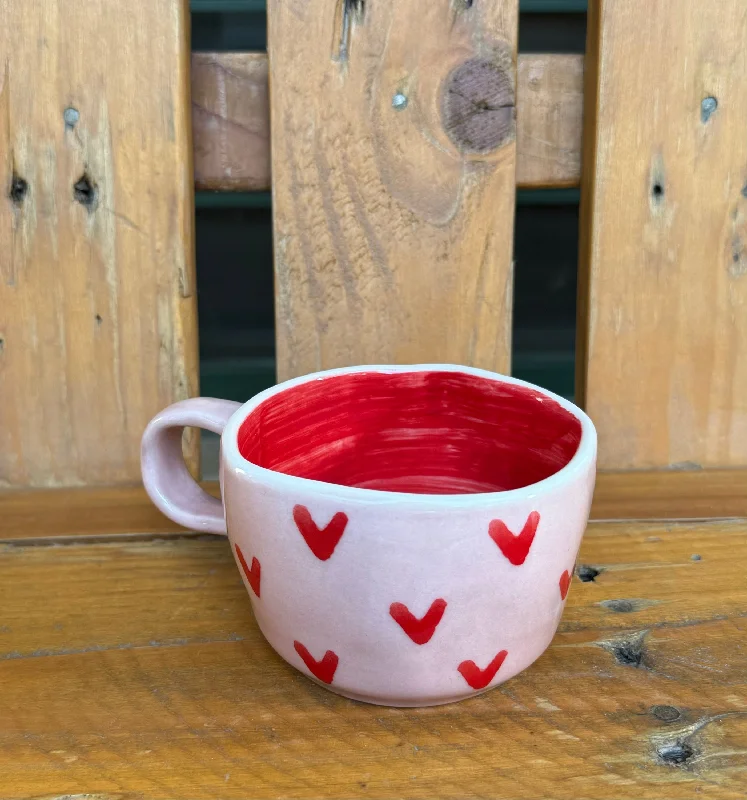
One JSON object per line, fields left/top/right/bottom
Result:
{"left": 141, "top": 364, "right": 597, "bottom": 707}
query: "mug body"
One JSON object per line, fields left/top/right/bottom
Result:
{"left": 220, "top": 365, "right": 596, "bottom": 707}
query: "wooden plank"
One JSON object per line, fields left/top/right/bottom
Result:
{"left": 268, "top": 1, "right": 521, "bottom": 380}
{"left": 191, "top": 52, "right": 584, "bottom": 192}
{"left": 2, "top": 470, "right": 746, "bottom": 543}
{"left": 192, "top": 52, "right": 271, "bottom": 191}
{"left": 197, "top": 465, "right": 739, "bottom": 523}
{"left": 515, "top": 54, "right": 584, "bottom": 188}
{"left": 577, "top": 1, "right": 747, "bottom": 470}
{"left": 0, "top": 0, "right": 198, "bottom": 489}
{"left": 1, "top": 520, "right": 745, "bottom": 798}
{"left": 0, "top": 485, "right": 201, "bottom": 540}
{"left": 591, "top": 468, "right": 747, "bottom": 521}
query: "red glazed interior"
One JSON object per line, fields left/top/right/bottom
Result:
{"left": 237, "top": 370, "right": 582, "bottom": 494}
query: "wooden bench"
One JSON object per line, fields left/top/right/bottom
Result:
{"left": 1, "top": 1, "right": 745, "bottom": 797}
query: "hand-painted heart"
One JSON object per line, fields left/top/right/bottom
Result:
{"left": 458, "top": 650, "right": 509, "bottom": 690}
{"left": 293, "top": 641, "right": 339, "bottom": 684}
{"left": 489, "top": 511, "right": 540, "bottom": 566}
{"left": 235, "top": 545, "right": 261, "bottom": 598}
{"left": 390, "top": 599, "right": 447, "bottom": 645}
{"left": 293, "top": 505, "right": 348, "bottom": 561}
{"left": 559, "top": 569, "right": 572, "bottom": 600}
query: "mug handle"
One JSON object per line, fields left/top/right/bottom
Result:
{"left": 141, "top": 398, "right": 242, "bottom": 535}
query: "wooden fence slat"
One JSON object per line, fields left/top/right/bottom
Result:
{"left": 578, "top": 0, "right": 747, "bottom": 470}
{"left": 0, "top": 0, "right": 198, "bottom": 488}
{"left": 192, "top": 53, "right": 583, "bottom": 193}
{"left": 268, "top": 0, "right": 521, "bottom": 380}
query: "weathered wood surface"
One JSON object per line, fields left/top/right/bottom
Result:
{"left": 577, "top": 0, "right": 747, "bottom": 470}
{"left": 515, "top": 53, "right": 583, "bottom": 188}
{"left": 0, "top": 0, "right": 199, "bottom": 489}
{"left": 268, "top": 0, "right": 521, "bottom": 381}
{"left": 191, "top": 52, "right": 583, "bottom": 192}
{"left": 590, "top": 468, "right": 747, "bottom": 521}
{"left": 192, "top": 52, "right": 271, "bottom": 191}
{"left": 1, "top": 519, "right": 745, "bottom": 798}
{"left": 2, "top": 468, "right": 746, "bottom": 542}
{"left": 0, "top": 484, "right": 196, "bottom": 540}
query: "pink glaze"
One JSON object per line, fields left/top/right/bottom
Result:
{"left": 141, "top": 364, "right": 597, "bottom": 707}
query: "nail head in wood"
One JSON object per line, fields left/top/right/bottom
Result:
{"left": 392, "top": 92, "right": 408, "bottom": 111}
{"left": 700, "top": 96, "right": 718, "bottom": 123}
{"left": 442, "top": 57, "right": 514, "bottom": 153}
{"left": 64, "top": 107, "right": 80, "bottom": 127}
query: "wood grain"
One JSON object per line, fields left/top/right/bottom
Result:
{"left": 1, "top": 520, "right": 745, "bottom": 798}
{"left": 0, "top": 484, "right": 203, "bottom": 540}
{"left": 591, "top": 468, "right": 747, "bottom": 521}
{"left": 577, "top": 1, "right": 747, "bottom": 470}
{"left": 516, "top": 54, "right": 584, "bottom": 188}
{"left": 268, "top": 0, "right": 520, "bottom": 381}
{"left": 2, "top": 468, "right": 745, "bottom": 543}
{"left": 0, "top": 0, "right": 198, "bottom": 489}
{"left": 191, "top": 52, "right": 583, "bottom": 192}
{"left": 192, "top": 52, "right": 271, "bottom": 191}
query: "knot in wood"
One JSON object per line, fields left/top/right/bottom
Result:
{"left": 9, "top": 174, "right": 28, "bottom": 205}
{"left": 441, "top": 58, "right": 514, "bottom": 153}
{"left": 73, "top": 173, "right": 98, "bottom": 210}
{"left": 577, "top": 564, "right": 600, "bottom": 582}
{"left": 652, "top": 705, "right": 681, "bottom": 723}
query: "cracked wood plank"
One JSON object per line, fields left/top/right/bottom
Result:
{"left": 192, "top": 52, "right": 271, "bottom": 191}
{"left": 191, "top": 52, "right": 584, "bottom": 192}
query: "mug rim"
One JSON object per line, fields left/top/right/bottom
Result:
{"left": 221, "top": 364, "right": 597, "bottom": 507}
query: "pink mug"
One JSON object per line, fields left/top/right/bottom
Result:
{"left": 141, "top": 364, "right": 597, "bottom": 707}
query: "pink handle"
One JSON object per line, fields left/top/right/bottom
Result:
{"left": 141, "top": 398, "right": 242, "bottom": 535}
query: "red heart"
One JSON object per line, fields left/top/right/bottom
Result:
{"left": 390, "top": 599, "right": 447, "bottom": 645}
{"left": 235, "top": 545, "right": 261, "bottom": 598}
{"left": 559, "top": 569, "right": 572, "bottom": 600}
{"left": 293, "top": 641, "right": 339, "bottom": 684}
{"left": 458, "top": 650, "right": 509, "bottom": 690}
{"left": 293, "top": 505, "right": 348, "bottom": 561}
{"left": 489, "top": 511, "right": 540, "bottom": 566}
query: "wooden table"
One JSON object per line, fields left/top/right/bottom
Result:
{"left": 1, "top": 491, "right": 746, "bottom": 799}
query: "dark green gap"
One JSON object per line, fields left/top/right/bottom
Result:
{"left": 191, "top": 7, "right": 587, "bottom": 53}
{"left": 197, "top": 190, "right": 579, "bottom": 402}
{"left": 195, "top": 189, "right": 580, "bottom": 210}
